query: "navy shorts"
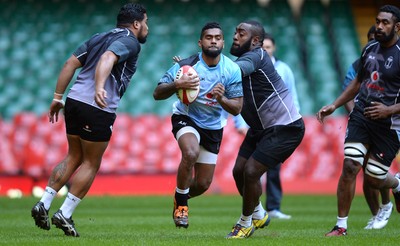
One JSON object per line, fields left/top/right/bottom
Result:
{"left": 171, "top": 114, "right": 223, "bottom": 154}
{"left": 238, "top": 118, "right": 305, "bottom": 169}
{"left": 64, "top": 98, "right": 116, "bottom": 142}
{"left": 346, "top": 110, "right": 400, "bottom": 167}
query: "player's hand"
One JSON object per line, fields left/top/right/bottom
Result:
{"left": 95, "top": 88, "right": 108, "bottom": 108}
{"left": 175, "top": 73, "right": 200, "bottom": 90}
{"left": 364, "top": 101, "right": 391, "bottom": 120}
{"left": 172, "top": 56, "right": 181, "bottom": 63}
{"left": 211, "top": 83, "right": 225, "bottom": 100}
{"left": 316, "top": 104, "right": 336, "bottom": 123}
{"left": 48, "top": 100, "right": 64, "bottom": 123}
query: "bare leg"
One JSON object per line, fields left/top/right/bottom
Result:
{"left": 189, "top": 163, "right": 215, "bottom": 198}
{"left": 68, "top": 138, "right": 109, "bottom": 198}
{"left": 242, "top": 157, "right": 268, "bottom": 216}
{"left": 48, "top": 135, "right": 83, "bottom": 191}
{"left": 176, "top": 133, "right": 200, "bottom": 190}
{"left": 337, "top": 159, "right": 362, "bottom": 217}
{"left": 365, "top": 172, "right": 399, "bottom": 190}
{"left": 380, "top": 188, "right": 391, "bottom": 205}
{"left": 363, "top": 180, "right": 380, "bottom": 216}
{"left": 232, "top": 155, "right": 248, "bottom": 196}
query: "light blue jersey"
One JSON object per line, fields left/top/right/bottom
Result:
{"left": 159, "top": 53, "right": 242, "bottom": 130}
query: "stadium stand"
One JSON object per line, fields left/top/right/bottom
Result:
{"left": 2, "top": 0, "right": 399, "bottom": 196}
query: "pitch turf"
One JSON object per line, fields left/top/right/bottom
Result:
{"left": 0, "top": 194, "right": 399, "bottom": 245}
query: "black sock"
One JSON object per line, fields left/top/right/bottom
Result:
{"left": 175, "top": 192, "right": 189, "bottom": 206}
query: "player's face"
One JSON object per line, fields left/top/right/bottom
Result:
{"left": 374, "top": 12, "right": 398, "bottom": 44}
{"left": 199, "top": 28, "right": 224, "bottom": 58}
{"left": 137, "top": 14, "right": 149, "bottom": 44}
{"left": 230, "top": 23, "right": 252, "bottom": 57}
{"left": 262, "top": 38, "right": 275, "bottom": 57}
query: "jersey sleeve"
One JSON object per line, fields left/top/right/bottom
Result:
{"left": 73, "top": 39, "right": 90, "bottom": 65}
{"left": 224, "top": 63, "right": 243, "bottom": 99}
{"left": 108, "top": 36, "right": 140, "bottom": 63}
{"left": 235, "top": 51, "right": 261, "bottom": 77}
{"left": 158, "top": 63, "right": 180, "bottom": 85}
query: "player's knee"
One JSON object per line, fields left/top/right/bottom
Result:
{"left": 365, "top": 158, "right": 389, "bottom": 181}
{"left": 343, "top": 142, "right": 367, "bottom": 166}
{"left": 232, "top": 164, "right": 244, "bottom": 180}
{"left": 243, "top": 165, "right": 263, "bottom": 181}
{"left": 196, "top": 179, "right": 212, "bottom": 193}
{"left": 181, "top": 148, "right": 199, "bottom": 164}
{"left": 341, "top": 158, "right": 362, "bottom": 179}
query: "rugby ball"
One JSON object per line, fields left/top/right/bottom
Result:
{"left": 176, "top": 65, "right": 199, "bottom": 104}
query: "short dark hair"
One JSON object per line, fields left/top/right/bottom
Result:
{"left": 380, "top": 5, "right": 400, "bottom": 23}
{"left": 264, "top": 32, "right": 275, "bottom": 45}
{"left": 243, "top": 20, "right": 265, "bottom": 45}
{"left": 200, "top": 22, "right": 222, "bottom": 39}
{"left": 117, "top": 3, "right": 146, "bottom": 27}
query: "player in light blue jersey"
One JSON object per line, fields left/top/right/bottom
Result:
{"left": 154, "top": 22, "right": 243, "bottom": 228}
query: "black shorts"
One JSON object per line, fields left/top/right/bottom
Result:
{"left": 64, "top": 98, "right": 116, "bottom": 142}
{"left": 238, "top": 118, "right": 305, "bottom": 169}
{"left": 346, "top": 110, "right": 400, "bottom": 167}
{"left": 171, "top": 114, "right": 223, "bottom": 154}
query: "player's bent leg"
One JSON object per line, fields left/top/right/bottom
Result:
{"left": 31, "top": 134, "right": 83, "bottom": 231}
{"left": 337, "top": 159, "right": 363, "bottom": 217}
{"left": 362, "top": 179, "right": 380, "bottom": 229}
{"left": 242, "top": 157, "right": 268, "bottom": 217}
{"left": 47, "top": 134, "right": 83, "bottom": 190}
{"left": 173, "top": 129, "right": 201, "bottom": 228}
{"left": 51, "top": 139, "right": 108, "bottom": 236}
{"left": 232, "top": 156, "right": 248, "bottom": 196}
{"left": 393, "top": 173, "right": 400, "bottom": 213}
{"left": 363, "top": 159, "right": 394, "bottom": 228}
{"left": 68, "top": 139, "right": 109, "bottom": 198}
{"left": 189, "top": 162, "right": 216, "bottom": 198}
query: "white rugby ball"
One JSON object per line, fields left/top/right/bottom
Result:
{"left": 176, "top": 65, "right": 199, "bottom": 104}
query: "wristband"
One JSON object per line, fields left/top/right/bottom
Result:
{"left": 53, "top": 98, "right": 65, "bottom": 106}
{"left": 54, "top": 92, "right": 63, "bottom": 96}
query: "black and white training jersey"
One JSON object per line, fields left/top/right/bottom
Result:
{"left": 68, "top": 28, "right": 141, "bottom": 113}
{"left": 235, "top": 47, "right": 301, "bottom": 130}
{"left": 355, "top": 39, "right": 400, "bottom": 130}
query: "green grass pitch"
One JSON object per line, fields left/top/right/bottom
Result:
{"left": 0, "top": 194, "right": 399, "bottom": 245}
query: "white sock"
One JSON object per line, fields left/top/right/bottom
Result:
{"left": 381, "top": 201, "right": 392, "bottom": 209}
{"left": 60, "top": 193, "right": 81, "bottom": 219}
{"left": 175, "top": 187, "right": 189, "bottom": 194}
{"left": 40, "top": 186, "right": 57, "bottom": 210}
{"left": 336, "top": 216, "right": 348, "bottom": 229}
{"left": 252, "top": 201, "right": 266, "bottom": 219}
{"left": 393, "top": 176, "right": 400, "bottom": 193}
{"left": 237, "top": 214, "right": 252, "bottom": 228}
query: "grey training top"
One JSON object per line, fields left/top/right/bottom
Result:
{"left": 68, "top": 28, "right": 141, "bottom": 113}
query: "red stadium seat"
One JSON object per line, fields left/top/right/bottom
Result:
{"left": 281, "top": 150, "right": 308, "bottom": 180}
{"left": 310, "top": 150, "right": 340, "bottom": 181}
{"left": 0, "top": 120, "right": 19, "bottom": 174}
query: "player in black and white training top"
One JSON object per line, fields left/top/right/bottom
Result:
{"left": 31, "top": 3, "right": 149, "bottom": 237}
{"left": 317, "top": 5, "right": 400, "bottom": 237}
{"left": 226, "top": 20, "right": 305, "bottom": 239}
